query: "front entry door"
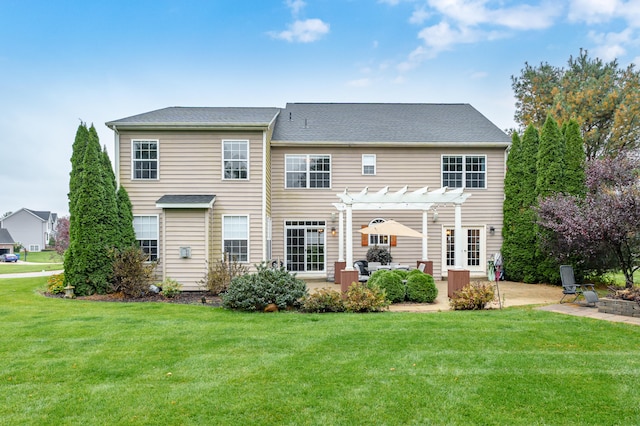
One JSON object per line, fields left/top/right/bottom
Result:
{"left": 285, "top": 221, "right": 326, "bottom": 273}
{"left": 443, "top": 227, "right": 485, "bottom": 273}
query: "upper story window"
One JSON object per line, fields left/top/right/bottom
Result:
{"left": 133, "top": 215, "right": 158, "bottom": 261}
{"left": 368, "top": 218, "right": 389, "bottom": 246}
{"left": 362, "top": 154, "right": 376, "bottom": 175}
{"left": 223, "top": 140, "right": 249, "bottom": 180}
{"left": 285, "top": 154, "right": 331, "bottom": 189}
{"left": 442, "top": 155, "right": 486, "bottom": 189}
{"left": 223, "top": 215, "right": 249, "bottom": 262}
{"left": 132, "top": 140, "right": 158, "bottom": 180}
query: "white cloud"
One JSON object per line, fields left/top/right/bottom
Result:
{"left": 286, "top": 0, "right": 306, "bottom": 17}
{"left": 589, "top": 28, "right": 634, "bottom": 61}
{"left": 347, "top": 78, "right": 373, "bottom": 87}
{"left": 270, "top": 18, "right": 330, "bottom": 43}
{"left": 568, "top": 0, "right": 622, "bottom": 24}
{"left": 409, "top": 6, "right": 430, "bottom": 24}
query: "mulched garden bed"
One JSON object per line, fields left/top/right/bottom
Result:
{"left": 46, "top": 291, "right": 223, "bottom": 307}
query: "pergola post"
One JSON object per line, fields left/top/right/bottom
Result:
{"left": 345, "top": 204, "right": 353, "bottom": 270}
{"left": 338, "top": 210, "right": 344, "bottom": 262}
{"left": 454, "top": 203, "right": 463, "bottom": 269}
{"left": 421, "top": 210, "right": 428, "bottom": 260}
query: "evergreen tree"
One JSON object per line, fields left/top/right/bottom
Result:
{"left": 64, "top": 123, "right": 90, "bottom": 288}
{"left": 502, "top": 125, "right": 540, "bottom": 283}
{"left": 563, "top": 119, "right": 587, "bottom": 197}
{"left": 96, "top": 134, "right": 119, "bottom": 250}
{"left": 117, "top": 186, "right": 137, "bottom": 248}
{"left": 536, "top": 116, "right": 565, "bottom": 198}
{"left": 535, "top": 116, "right": 566, "bottom": 283}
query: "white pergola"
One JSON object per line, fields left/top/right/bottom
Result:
{"left": 333, "top": 186, "right": 471, "bottom": 271}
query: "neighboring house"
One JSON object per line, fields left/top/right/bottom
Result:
{"left": 0, "top": 228, "right": 15, "bottom": 255}
{"left": 0, "top": 209, "right": 58, "bottom": 252}
{"left": 107, "top": 103, "right": 511, "bottom": 290}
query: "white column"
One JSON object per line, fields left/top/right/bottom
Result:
{"left": 345, "top": 204, "right": 354, "bottom": 270}
{"left": 338, "top": 210, "right": 344, "bottom": 262}
{"left": 422, "top": 210, "right": 428, "bottom": 260}
{"left": 454, "top": 203, "right": 463, "bottom": 269}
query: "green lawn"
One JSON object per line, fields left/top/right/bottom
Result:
{"left": 20, "top": 250, "right": 64, "bottom": 263}
{"left": 1, "top": 277, "right": 639, "bottom": 425}
{"left": 0, "top": 250, "right": 63, "bottom": 274}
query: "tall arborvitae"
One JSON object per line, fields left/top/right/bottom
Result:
{"left": 97, "top": 136, "right": 120, "bottom": 250}
{"left": 535, "top": 116, "right": 566, "bottom": 283}
{"left": 502, "top": 125, "right": 540, "bottom": 283}
{"left": 117, "top": 186, "right": 137, "bottom": 248}
{"left": 536, "top": 116, "right": 566, "bottom": 198}
{"left": 65, "top": 123, "right": 90, "bottom": 288}
{"left": 563, "top": 119, "right": 587, "bottom": 197}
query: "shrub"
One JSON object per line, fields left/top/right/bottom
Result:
{"left": 160, "top": 278, "right": 182, "bottom": 298}
{"left": 366, "top": 245, "right": 392, "bottom": 265}
{"left": 301, "top": 288, "right": 345, "bottom": 313}
{"left": 450, "top": 281, "right": 496, "bottom": 310}
{"left": 109, "top": 246, "right": 157, "bottom": 298}
{"left": 199, "top": 253, "right": 249, "bottom": 295}
{"left": 47, "top": 273, "right": 65, "bottom": 295}
{"left": 392, "top": 269, "right": 409, "bottom": 280}
{"left": 406, "top": 272, "right": 437, "bottom": 303}
{"left": 222, "top": 263, "right": 308, "bottom": 311}
{"left": 367, "top": 269, "right": 385, "bottom": 288}
{"left": 374, "top": 270, "right": 405, "bottom": 303}
{"left": 343, "top": 283, "right": 390, "bottom": 313}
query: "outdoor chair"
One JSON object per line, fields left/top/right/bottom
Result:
{"left": 559, "top": 265, "right": 599, "bottom": 306}
{"left": 354, "top": 260, "right": 370, "bottom": 283}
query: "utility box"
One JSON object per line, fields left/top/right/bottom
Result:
{"left": 179, "top": 247, "right": 191, "bottom": 258}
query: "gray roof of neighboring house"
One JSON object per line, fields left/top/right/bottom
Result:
{"left": 0, "top": 228, "right": 14, "bottom": 244}
{"left": 156, "top": 195, "right": 216, "bottom": 208}
{"left": 106, "top": 107, "right": 281, "bottom": 128}
{"left": 271, "top": 103, "right": 511, "bottom": 144}
{"left": 25, "top": 209, "right": 51, "bottom": 222}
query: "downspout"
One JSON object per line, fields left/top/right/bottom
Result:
{"left": 111, "top": 125, "right": 121, "bottom": 189}
{"left": 262, "top": 129, "right": 267, "bottom": 262}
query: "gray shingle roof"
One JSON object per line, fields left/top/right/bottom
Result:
{"left": 25, "top": 209, "right": 51, "bottom": 222}
{"left": 271, "top": 103, "right": 510, "bottom": 144}
{"left": 0, "top": 228, "right": 14, "bottom": 244}
{"left": 106, "top": 107, "right": 280, "bottom": 128}
{"left": 156, "top": 195, "right": 216, "bottom": 208}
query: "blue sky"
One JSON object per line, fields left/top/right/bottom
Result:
{"left": 1, "top": 0, "right": 638, "bottom": 217}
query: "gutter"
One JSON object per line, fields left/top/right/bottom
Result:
{"left": 269, "top": 140, "right": 512, "bottom": 148}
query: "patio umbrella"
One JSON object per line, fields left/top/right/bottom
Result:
{"left": 358, "top": 220, "right": 427, "bottom": 238}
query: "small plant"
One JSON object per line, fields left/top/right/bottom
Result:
{"left": 372, "top": 270, "right": 405, "bottom": 303}
{"left": 406, "top": 272, "right": 438, "bottom": 303}
{"left": 450, "top": 281, "right": 496, "bottom": 310}
{"left": 366, "top": 245, "right": 392, "bottom": 265}
{"left": 109, "top": 246, "right": 157, "bottom": 298}
{"left": 343, "top": 283, "right": 390, "bottom": 313}
{"left": 160, "top": 278, "right": 182, "bottom": 298}
{"left": 47, "top": 273, "right": 65, "bottom": 295}
{"left": 301, "top": 288, "right": 345, "bottom": 313}
{"left": 222, "top": 263, "right": 308, "bottom": 311}
{"left": 199, "top": 252, "right": 249, "bottom": 295}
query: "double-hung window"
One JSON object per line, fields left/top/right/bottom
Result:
{"left": 285, "top": 154, "right": 331, "bottom": 188}
{"left": 223, "top": 215, "right": 249, "bottom": 262}
{"left": 134, "top": 216, "right": 158, "bottom": 261}
{"left": 223, "top": 140, "right": 249, "bottom": 180}
{"left": 132, "top": 140, "right": 158, "bottom": 180}
{"left": 362, "top": 154, "right": 376, "bottom": 175}
{"left": 442, "top": 155, "right": 486, "bottom": 189}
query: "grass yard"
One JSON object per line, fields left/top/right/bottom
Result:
{"left": 1, "top": 277, "right": 639, "bottom": 425}
{"left": 0, "top": 250, "right": 63, "bottom": 275}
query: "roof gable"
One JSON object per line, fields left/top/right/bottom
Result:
{"left": 0, "top": 228, "right": 14, "bottom": 244}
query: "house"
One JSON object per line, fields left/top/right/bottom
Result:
{"left": 107, "top": 103, "right": 511, "bottom": 290}
{"left": 0, "top": 209, "right": 58, "bottom": 252}
{"left": 0, "top": 228, "right": 15, "bottom": 255}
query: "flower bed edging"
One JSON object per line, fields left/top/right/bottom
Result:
{"left": 598, "top": 298, "right": 640, "bottom": 317}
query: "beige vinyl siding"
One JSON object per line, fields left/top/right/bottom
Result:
{"left": 163, "top": 209, "right": 208, "bottom": 290}
{"left": 119, "top": 130, "right": 266, "bottom": 285}
{"left": 271, "top": 145, "right": 506, "bottom": 279}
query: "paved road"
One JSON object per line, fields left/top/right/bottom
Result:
{"left": 0, "top": 270, "right": 62, "bottom": 279}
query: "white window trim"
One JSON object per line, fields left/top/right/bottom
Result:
{"left": 222, "top": 139, "right": 250, "bottom": 180}
{"left": 284, "top": 154, "right": 332, "bottom": 189}
{"left": 362, "top": 154, "right": 376, "bottom": 176}
{"left": 222, "top": 214, "right": 250, "bottom": 263}
{"left": 131, "top": 139, "right": 159, "bottom": 180}
{"left": 133, "top": 214, "right": 159, "bottom": 261}
{"left": 441, "top": 154, "right": 487, "bottom": 189}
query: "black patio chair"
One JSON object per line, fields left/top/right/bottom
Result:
{"left": 354, "top": 260, "right": 370, "bottom": 283}
{"left": 559, "top": 265, "right": 599, "bottom": 306}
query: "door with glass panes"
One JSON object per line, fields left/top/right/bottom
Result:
{"left": 285, "top": 221, "right": 326, "bottom": 272}
{"left": 442, "top": 227, "right": 485, "bottom": 273}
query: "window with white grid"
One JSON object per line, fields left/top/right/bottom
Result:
{"left": 223, "top": 215, "right": 248, "bottom": 262}
{"left": 133, "top": 216, "right": 158, "bottom": 261}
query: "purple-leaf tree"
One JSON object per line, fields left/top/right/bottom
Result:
{"left": 537, "top": 155, "right": 640, "bottom": 288}
{"left": 54, "top": 216, "right": 70, "bottom": 256}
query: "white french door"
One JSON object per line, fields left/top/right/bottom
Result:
{"left": 442, "top": 226, "right": 485, "bottom": 273}
{"left": 285, "top": 221, "right": 326, "bottom": 273}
